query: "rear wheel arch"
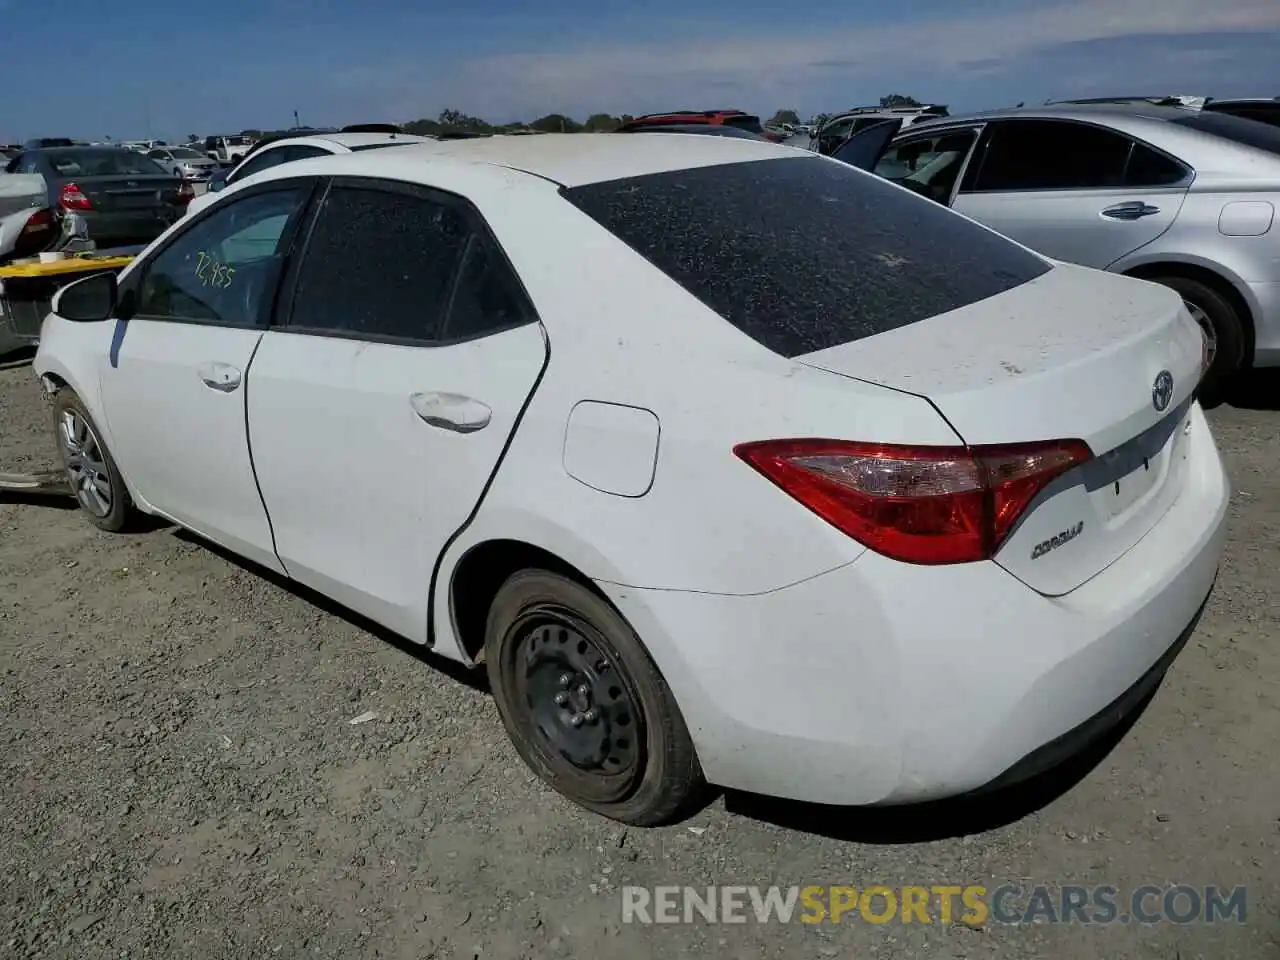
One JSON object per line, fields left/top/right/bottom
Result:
{"left": 448, "top": 538, "right": 609, "bottom": 664}
{"left": 1121, "top": 260, "right": 1256, "bottom": 357}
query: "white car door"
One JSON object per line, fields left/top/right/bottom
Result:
{"left": 246, "top": 178, "right": 547, "bottom": 641}
{"left": 951, "top": 118, "right": 1190, "bottom": 269}
{"left": 98, "top": 180, "right": 317, "bottom": 570}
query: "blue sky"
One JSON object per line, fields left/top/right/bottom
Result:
{"left": 3, "top": 0, "right": 1279, "bottom": 140}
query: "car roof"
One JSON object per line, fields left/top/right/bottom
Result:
{"left": 252, "top": 131, "right": 431, "bottom": 153}
{"left": 911, "top": 102, "right": 1200, "bottom": 127}
{"left": 390, "top": 132, "right": 793, "bottom": 186}
{"left": 23, "top": 144, "right": 130, "bottom": 153}
{"left": 235, "top": 133, "right": 799, "bottom": 194}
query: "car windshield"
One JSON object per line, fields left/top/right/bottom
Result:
{"left": 1170, "top": 112, "right": 1280, "bottom": 156}
{"left": 171, "top": 147, "right": 207, "bottom": 159}
{"left": 562, "top": 155, "right": 1050, "bottom": 357}
{"left": 44, "top": 149, "right": 167, "bottom": 177}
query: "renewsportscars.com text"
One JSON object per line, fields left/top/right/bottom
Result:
{"left": 621, "top": 884, "right": 1247, "bottom": 926}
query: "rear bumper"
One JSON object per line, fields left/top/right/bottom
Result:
{"left": 599, "top": 404, "right": 1229, "bottom": 805}
{"left": 966, "top": 585, "right": 1208, "bottom": 796}
{"left": 81, "top": 210, "right": 174, "bottom": 244}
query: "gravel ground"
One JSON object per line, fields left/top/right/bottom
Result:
{"left": 1, "top": 359, "right": 1277, "bottom": 959}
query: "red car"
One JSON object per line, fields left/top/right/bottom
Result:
{"left": 616, "top": 110, "right": 785, "bottom": 142}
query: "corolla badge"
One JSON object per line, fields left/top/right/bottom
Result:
{"left": 1152, "top": 370, "right": 1174, "bottom": 412}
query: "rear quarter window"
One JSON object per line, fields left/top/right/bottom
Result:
{"left": 561, "top": 155, "right": 1051, "bottom": 357}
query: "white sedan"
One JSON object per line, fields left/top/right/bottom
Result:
{"left": 184, "top": 130, "right": 435, "bottom": 218}
{"left": 34, "top": 135, "right": 1228, "bottom": 825}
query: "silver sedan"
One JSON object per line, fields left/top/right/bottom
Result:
{"left": 146, "top": 146, "right": 219, "bottom": 181}
{"left": 834, "top": 102, "right": 1280, "bottom": 401}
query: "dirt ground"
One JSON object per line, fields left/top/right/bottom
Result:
{"left": 1, "top": 356, "right": 1277, "bottom": 960}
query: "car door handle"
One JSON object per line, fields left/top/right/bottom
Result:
{"left": 409, "top": 392, "right": 492, "bottom": 433}
{"left": 1100, "top": 201, "right": 1160, "bottom": 221}
{"left": 197, "top": 362, "right": 242, "bottom": 392}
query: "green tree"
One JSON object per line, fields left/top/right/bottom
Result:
{"left": 403, "top": 118, "right": 442, "bottom": 136}
{"left": 583, "top": 113, "right": 620, "bottom": 132}
{"left": 769, "top": 109, "right": 801, "bottom": 126}
{"left": 879, "top": 94, "right": 922, "bottom": 109}
{"left": 530, "top": 113, "right": 582, "bottom": 133}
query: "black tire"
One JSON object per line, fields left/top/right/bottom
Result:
{"left": 1149, "top": 275, "right": 1246, "bottom": 406}
{"left": 485, "top": 569, "right": 703, "bottom": 826}
{"left": 51, "top": 389, "right": 136, "bottom": 532}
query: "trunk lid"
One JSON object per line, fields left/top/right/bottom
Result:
{"left": 75, "top": 175, "right": 180, "bottom": 212}
{"left": 797, "top": 263, "right": 1205, "bottom": 595}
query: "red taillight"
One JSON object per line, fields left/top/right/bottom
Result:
{"left": 59, "top": 182, "right": 93, "bottom": 211}
{"left": 734, "top": 438, "right": 1093, "bottom": 565}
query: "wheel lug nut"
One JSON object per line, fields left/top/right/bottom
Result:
{"left": 554, "top": 692, "right": 569, "bottom": 706}
{"left": 577, "top": 684, "right": 590, "bottom": 698}
{"left": 559, "top": 673, "right": 572, "bottom": 688}
{"left": 569, "top": 714, "right": 585, "bottom": 727}
{"left": 583, "top": 709, "right": 599, "bottom": 723}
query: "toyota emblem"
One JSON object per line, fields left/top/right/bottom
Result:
{"left": 1152, "top": 370, "right": 1174, "bottom": 412}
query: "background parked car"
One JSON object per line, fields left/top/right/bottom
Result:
{"left": 146, "top": 146, "right": 219, "bottom": 181}
{"left": 189, "top": 130, "right": 434, "bottom": 216}
{"left": 612, "top": 123, "right": 768, "bottom": 140}
{"left": 809, "top": 104, "right": 949, "bottom": 155}
{"left": 832, "top": 102, "right": 1280, "bottom": 400}
{"left": 3, "top": 146, "right": 192, "bottom": 246}
{"left": 617, "top": 111, "right": 785, "bottom": 142}
{"left": 1051, "top": 95, "right": 1280, "bottom": 130}
{"left": 203, "top": 135, "right": 257, "bottom": 165}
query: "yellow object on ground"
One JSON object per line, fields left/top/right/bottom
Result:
{"left": 0, "top": 254, "right": 135, "bottom": 280}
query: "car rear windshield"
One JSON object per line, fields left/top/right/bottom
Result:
{"left": 45, "top": 149, "right": 167, "bottom": 177}
{"left": 722, "top": 115, "right": 765, "bottom": 134}
{"left": 561, "top": 156, "right": 1051, "bottom": 357}
{"left": 1171, "top": 112, "right": 1280, "bottom": 156}
{"left": 349, "top": 140, "right": 419, "bottom": 152}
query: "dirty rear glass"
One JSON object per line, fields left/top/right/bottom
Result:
{"left": 561, "top": 156, "right": 1051, "bottom": 357}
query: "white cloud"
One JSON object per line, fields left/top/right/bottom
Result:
{"left": 443, "top": 0, "right": 1280, "bottom": 114}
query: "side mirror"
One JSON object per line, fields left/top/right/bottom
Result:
{"left": 52, "top": 271, "right": 118, "bottom": 322}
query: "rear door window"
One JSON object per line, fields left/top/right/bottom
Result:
{"left": 561, "top": 155, "right": 1050, "bottom": 358}
{"left": 971, "top": 119, "right": 1187, "bottom": 191}
{"left": 440, "top": 236, "right": 534, "bottom": 341}
{"left": 285, "top": 183, "right": 470, "bottom": 342}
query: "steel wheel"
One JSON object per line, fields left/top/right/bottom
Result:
{"left": 59, "top": 408, "right": 113, "bottom": 518}
{"left": 512, "top": 606, "right": 644, "bottom": 799}
{"left": 1185, "top": 299, "right": 1217, "bottom": 374}
{"left": 486, "top": 570, "right": 703, "bottom": 825}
